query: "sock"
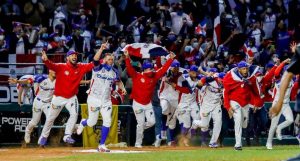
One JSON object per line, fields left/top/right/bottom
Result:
{"left": 100, "top": 126, "right": 110, "bottom": 145}
{"left": 169, "top": 128, "right": 175, "bottom": 141}
{"left": 81, "top": 119, "right": 87, "bottom": 127}
{"left": 180, "top": 123, "right": 189, "bottom": 136}
{"left": 161, "top": 115, "right": 167, "bottom": 131}
{"left": 201, "top": 130, "right": 209, "bottom": 144}
{"left": 190, "top": 129, "right": 197, "bottom": 137}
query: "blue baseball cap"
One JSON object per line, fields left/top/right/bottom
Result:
{"left": 218, "top": 72, "right": 226, "bottom": 79}
{"left": 142, "top": 61, "right": 153, "bottom": 70}
{"left": 66, "top": 50, "right": 78, "bottom": 56}
{"left": 209, "top": 68, "right": 218, "bottom": 73}
{"left": 237, "top": 61, "right": 249, "bottom": 68}
{"left": 189, "top": 65, "right": 198, "bottom": 72}
{"left": 171, "top": 60, "right": 180, "bottom": 68}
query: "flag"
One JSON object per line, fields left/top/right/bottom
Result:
{"left": 213, "top": 0, "right": 225, "bottom": 49}
{"left": 195, "top": 19, "right": 207, "bottom": 36}
{"left": 242, "top": 43, "right": 254, "bottom": 58}
{"left": 122, "top": 43, "right": 169, "bottom": 59}
{"left": 0, "top": 54, "right": 38, "bottom": 82}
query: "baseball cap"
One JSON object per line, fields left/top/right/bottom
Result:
{"left": 66, "top": 50, "right": 78, "bottom": 56}
{"left": 218, "top": 72, "right": 226, "bottom": 79}
{"left": 209, "top": 68, "right": 218, "bottom": 73}
{"left": 142, "top": 61, "right": 153, "bottom": 70}
{"left": 237, "top": 61, "right": 249, "bottom": 68}
{"left": 171, "top": 60, "right": 180, "bottom": 68}
{"left": 189, "top": 65, "right": 198, "bottom": 72}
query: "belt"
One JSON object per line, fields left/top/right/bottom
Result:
{"left": 37, "top": 97, "right": 51, "bottom": 103}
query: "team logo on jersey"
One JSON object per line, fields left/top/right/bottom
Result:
{"left": 140, "top": 78, "right": 145, "bottom": 83}
{"left": 75, "top": 71, "right": 78, "bottom": 74}
{"left": 65, "top": 71, "right": 70, "bottom": 76}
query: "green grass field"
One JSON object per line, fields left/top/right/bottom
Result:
{"left": 34, "top": 146, "right": 300, "bottom": 161}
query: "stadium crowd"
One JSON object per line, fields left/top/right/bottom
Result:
{"left": 2, "top": 0, "right": 300, "bottom": 150}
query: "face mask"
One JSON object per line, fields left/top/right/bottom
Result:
{"left": 54, "top": 36, "right": 60, "bottom": 42}
{"left": 184, "top": 46, "right": 192, "bottom": 52}
{"left": 81, "top": 15, "right": 86, "bottom": 20}
{"left": 41, "top": 33, "right": 48, "bottom": 39}
{"left": 192, "top": 42, "right": 199, "bottom": 49}
{"left": 120, "top": 42, "right": 126, "bottom": 48}
{"left": 144, "top": 71, "right": 154, "bottom": 78}
{"left": 167, "top": 34, "right": 176, "bottom": 42}
{"left": 0, "top": 35, "right": 4, "bottom": 41}
{"left": 32, "top": 0, "right": 37, "bottom": 4}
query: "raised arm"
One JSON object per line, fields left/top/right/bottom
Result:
{"left": 41, "top": 50, "right": 60, "bottom": 71}
{"left": 8, "top": 77, "right": 33, "bottom": 85}
{"left": 124, "top": 50, "right": 137, "bottom": 78}
{"left": 155, "top": 52, "right": 175, "bottom": 79}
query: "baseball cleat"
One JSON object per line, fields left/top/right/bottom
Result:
{"left": 38, "top": 137, "right": 47, "bottom": 147}
{"left": 167, "top": 141, "right": 176, "bottom": 147}
{"left": 266, "top": 143, "right": 273, "bottom": 150}
{"left": 98, "top": 144, "right": 110, "bottom": 152}
{"left": 134, "top": 144, "right": 143, "bottom": 148}
{"left": 154, "top": 135, "right": 162, "bottom": 148}
{"left": 63, "top": 135, "right": 75, "bottom": 144}
{"left": 276, "top": 129, "right": 282, "bottom": 140}
{"left": 24, "top": 132, "right": 30, "bottom": 144}
{"left": 234, "top": 146, "right": 242, "bottom": 151}
{"left": 209, "top": 143, "right": 218, "bottom": 148}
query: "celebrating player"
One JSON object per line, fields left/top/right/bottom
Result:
{"left": 14, "top": 75, "right": 35, "bottom": 106}
{"left": 156, "top": 60, "right": 186, "bottom": 147}
{"left": 38, "top": 50, "right": 94, "bottom": 146}
{"left": 76, "top": 43, "right": 126, "bottom": 152}
{"left": 9, "top": 71, "right": 56, "bottom": 144}
{"left": 124, "top": 49, "right": 175, "bottom": 148}
{"left": 193, "top": 70, "right": 225, "bottom": 148}
{"left": 223, "top": 61, "right": 263, "bottom": 150}
{"left": 176, "top": 65, "right": 200, "bottom": 147}
{"left": 266, "top": 59, "right": 294, "bottom": 149}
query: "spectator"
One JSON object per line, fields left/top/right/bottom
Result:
{"left": 8, "top": 22, "right": 30, "bottom": 54}
{"left": 1, "top": 0, "right": 21, "bottom": 32}
{"left": 170, "top": 3, "right": 192, "bottom": 35}
{"left": 23, "top": 0, "right": 45, "bottom": 26}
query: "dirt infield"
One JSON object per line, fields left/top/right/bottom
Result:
{"left": 0, "top": 146, "right": 202, "bottom": 161}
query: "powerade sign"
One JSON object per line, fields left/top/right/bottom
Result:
{"left": 0, "top": 86, "right": 18, "bottom": 103}
{"left": 1, "top": 117, "right": 31, "bottom": 132}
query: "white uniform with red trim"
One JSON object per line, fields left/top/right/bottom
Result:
{"left": 17, "top": 75, "right": 34, "bottom": 105}
{"left": 197, "top": 79, "right": 223, "bottom": 144}
{"left": 86, "top": 64, "right": 119, "bottom": 127}
{"left": 177, "top": 76, "right": 200, "bottom": 128}
{"left": 25, "top": 74, "right": 55, "bottom": 142}
{"left": 159, "top": 74, "right": 185, "bottom": 130}
{"left": 267, "top": 73, "right": 294, "bottom": 146}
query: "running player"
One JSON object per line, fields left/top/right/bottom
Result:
{"left": 76, "top": 43, "right": 126, "bottom": 152}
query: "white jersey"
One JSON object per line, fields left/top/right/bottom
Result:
{"left": 199, "top": 79, "right": 223, "bottom": 109}
{"left": 159, "top": 73, "right": 185, "bottom": 101}
{"left": 273, "top": 75, "right": 293, "bottom": 104}
{"left": 179, "top": 77, "right": 198, "bottom": 106}
{"left": 33, "top": 75, "right": 55, "bottom": 102}
{"left": 88, "top": 64, "right": 119, "bottom": 104}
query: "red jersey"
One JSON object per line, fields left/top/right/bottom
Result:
{"left": 43, "top": 60, "right": 94, "bottom": 98}
{"left": 261, "top": 65, "right": 277, "bottom": 102}
{"left": 125, "top": 57, "right": 173, "bottom": 105}
{"left": 223, "top": 66, "right": 263, "bottom": 110}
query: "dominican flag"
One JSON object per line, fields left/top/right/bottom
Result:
{"left": 0, "top": 54, "right": 38, "bottom": 82}
{"left": 195, "top": 19, "right": 207, "bottom": 36}
{"left": 213, "top": 0, "right": 225, "bottom": 49}
{"left": 122, "top": 43, "right": 169, "bottom": 59}
{"left": 242, "top": 43, "right": 254, "bottom": 58}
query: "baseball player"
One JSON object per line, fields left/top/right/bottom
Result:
{"left": 76, "top": 43, "right": 126, "bottom": 152}
{"left": 124, "top": 50, "right": 175, "bottom": 148}
{"left": 176, "top": 65, "right": 200, "bottom": 147}
{"left": 193, "top": 70, "right": 225, "bottom": 148}
{"left": 156, "top": 60, "right": 186, "bottom": 147}
{"left": 266, "top": 59, "right": 294, "bottom": 149}
{"left": 9, "top": 71, "right": 56, "bottom": 144}
{"left": 38, "top": 50, "right": 94, "bottom": 146}
{"left": 15, "top": 75, "right": 35, "bottom": 106}
{"left": 223, "top": 61, "right": 263, "bottom": 150}
{"left": 270, "top": 43, "right": 300, "bottom": 159}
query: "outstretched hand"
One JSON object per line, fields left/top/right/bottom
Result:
{"left": 8, "top": 78, "right": 18, "bottom": 84}
{"left": 290, "top": 42, "right": 297, "bottom": 53}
